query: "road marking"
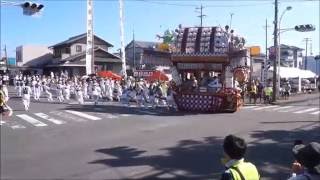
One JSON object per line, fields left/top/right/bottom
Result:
{"left": 241, "top": 106, "right": 259, "bottom": 109}
{"left": 51, "top": 111, "right": 86, "bottom": 122}
{"left": 11, "top": 124, "right": 26, "bottom": 129}
{"left": 253, "top": 105, "right": 279, "bottom": 111}
{"left": 16, "top": 114, "right": 48, "bottom": 127}
{"left": 65, "top": 110, "right": 101, "bottom": 121}
{"left": 119, "top": 114, "right": 132, "bottom": 117}
{"left": 1, "top": 121, "right": 26, "bottom": 129}
{"left": 95, "top": 113, "right": 119, "bottom": 119}
{"left": 34, "top": 113, "right": 65, "bottom": 125}
{"left": 293, "top": 108, "right": 319, "bottom": 114}
{"left": 309, "top": 110, "right": 320, "bottom": 115}
{"left": 270, "top": 106, "right": 294, "bottom": 111}
{"left": 278, "top": 107, "right": 305, "bottom": 112}
{"left": 0, "top": 121, "right": 6, "bottom": 125}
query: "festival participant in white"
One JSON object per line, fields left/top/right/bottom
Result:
{"left": 22, "top": 83, "right": 32, "bottom": 111}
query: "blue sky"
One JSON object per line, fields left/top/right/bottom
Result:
{"left": 1, "top": 0, "right": 319, "bottom": 57}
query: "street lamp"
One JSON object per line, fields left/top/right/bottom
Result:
{"left": 277, "top": 6, "right": 292, "bottom": 99}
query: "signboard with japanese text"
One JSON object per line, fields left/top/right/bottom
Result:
{"left": 133, "top": 70, "right": 154, "bottom": 77}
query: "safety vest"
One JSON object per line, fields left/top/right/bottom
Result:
{"left": 228, "top": 160, "right": 260, "bottom": 180}
{"left": 264, "top": 87, "right": 272, "bottom": 96}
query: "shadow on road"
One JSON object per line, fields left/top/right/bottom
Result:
{"left": 88, "top": 125, "right": 320, "bottom": 179}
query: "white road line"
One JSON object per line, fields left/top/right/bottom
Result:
{"left": 270, "top": 106, "right": 294, "bottom": 111}
{"left": 241, "top": 106, "right": 259, "bottom": 109}
{"left": 65, "top": 110, "right": 101, "bottom": 121}
{"left": 34, "top": 113, "right": 65, "bottom": 125}
{"left": 310, "top": 111, "right": 320, "bottom": 115}
{"left": 16, "top": 114, "right": 48, "bottom": 127}
{"left": 50, "top": 111, "right": 86, "bottom": 122}
{"left": 278, "top": 107, "right": 305, "bottom": 112}
{"left": 95, "top": 113, "right": 119, "bottom": 119}
{"left": 119, "top": 114, "right": 132, "bottom": 117}
{"left": 11, "top": 124, "right": 26, "bottom": 129}
{"left": 253, "top": 105, "right": 279, "bottom": 111}
{"left": 0, "top": 121, "right": 6, "bottom": 125}
{"left": 294, "top": 108, "right": 319, "bottom": 114}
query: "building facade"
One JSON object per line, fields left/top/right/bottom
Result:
{"left": 269, "top": 44, "right": 304, "bottom": 69}
{"left": 304, "top": 56, "right": 320, "bottom": 76}
{"left": 45, "top": 33, "right": 122, "bottom": 76}
{"left": 125, "top": 40, "right": 172, "bottom": 77}
{"left": 16, "top": 45, "right": 53, "bottom": 67}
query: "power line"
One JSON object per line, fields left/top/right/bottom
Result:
{"left": 195, "top": 5, "right": 206, "bottom": 27}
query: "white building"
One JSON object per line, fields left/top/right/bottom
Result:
{"left": 304, "top": 56, "right": 320, "bottom": 76}
{"left": 16, "top": 45, "right": 53, "bottom": 67}
{"left": 269, "top": 44, "right": 304, "bottom": 69}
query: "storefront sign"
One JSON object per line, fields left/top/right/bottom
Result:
{"left": 133, "top": 70, "right": 154, "bottom": 77}
{"left": 177, "top": 63, "right": 223, "bottom": 70}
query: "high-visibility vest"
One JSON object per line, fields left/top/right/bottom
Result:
{"left": 264, "top": 87, "right": 272, "bottom": 96}
{"left": 228, "top": 160, "right": 260, "bottom": 180}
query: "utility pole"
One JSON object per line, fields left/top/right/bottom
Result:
{"left": 133, "top": 29, "right": 136, "bottom": 70}
{"left": 263, "top": 19, "right": 271, "bottom": 84}
{"left": 272, "top": 0, "right": 278, "bottom": 102}
{"left": 230, "top": 13, "right": 234, "bottom": 29}
{"left": 4, "top": 45, "right": 8, "bottom": 72}
{"left": 196, "top": 5, "right": 206, "bottom": 27}
{"left": 303, "top": 38, "right": 312, "bottom": 70}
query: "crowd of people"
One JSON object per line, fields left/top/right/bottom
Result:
{"left": 235, "top": 79, "right": 289, "bottom": 105}
{"left": 0, "top": 72, "right": 178, "bottom": 112}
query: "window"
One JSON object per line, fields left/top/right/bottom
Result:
{"left": 76, "top": 45, "right": 82, "bottom": 52}
{"left": 66, "top": 47, "right": 71, "bottom": 54}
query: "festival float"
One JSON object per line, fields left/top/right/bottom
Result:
{"left": 170, "top": 25, "right": 250, "bottom": 113}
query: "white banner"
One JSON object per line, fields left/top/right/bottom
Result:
{"left": 86, "top": 0, "right": 94, "bottom": 75}
{"left": 119, "top": 0, "right": 127, "bottom": 78}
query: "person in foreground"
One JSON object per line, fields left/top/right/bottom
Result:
{"left": 220, "top": 134, "right": 260, "bottom": 180}
{"left": 288, "top": 142, "right": 320, "bottom": 180}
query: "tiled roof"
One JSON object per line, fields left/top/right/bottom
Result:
{"left": 46, "top": 47, "right": 121, "bottom": 67}
{"left": 269, "top": 44, "right": 304, "bottom": 50}
{"left": 50, "top": 33, "right": 113, "bottom": 48}
{"left": 126, "top": 40, "right": 160, "bottom": 49}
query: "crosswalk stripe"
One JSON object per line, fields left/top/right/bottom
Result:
{"left": 0, "top": 121, "right": 6, "bottom": 125}
{"left": 95, "top": 113, "right": 119, "bottom": 119}
{"left": 271, "top": 106, "right": 294, "bottom": 111}
{"left": 50, "top": 111, "right": 86, "bottom": 122}
{"left": 16, "top": 114, "right": 48, "bottom": 127}
{"left": 293, "top": 108, "right": 319, "bottom": 114}
{"left": 310, "top": 111, "right": 320, "bottom": 115}
{"left": 34, "top": 113, "right": 65, "bottom": 125}
{"left": 278, "top": 107, "right": 305, "bottom": 112}
{"left": 119, "top": 114, "right": 132, "bottom": 117}
{"left": 10, "top": 124, "right": 26, "bottom": 129}
{"left": 65, "top": 110, "right": 101, "bottom": 121}
{"left": 253, "top": 105, "right": 279, "bottom": 111}
{"left": 242, "top": 106, "right": 259, "bottom": 109}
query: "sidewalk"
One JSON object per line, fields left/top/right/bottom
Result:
{"left": 243, "top": 91, "right": 320, "bottom": 106}
{"left": 272, "top": 91, "right": 320, "bottom": 105}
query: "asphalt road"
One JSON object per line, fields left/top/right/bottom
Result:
{"left": 1, "top": 91, "right": 319, "bottom": 180}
